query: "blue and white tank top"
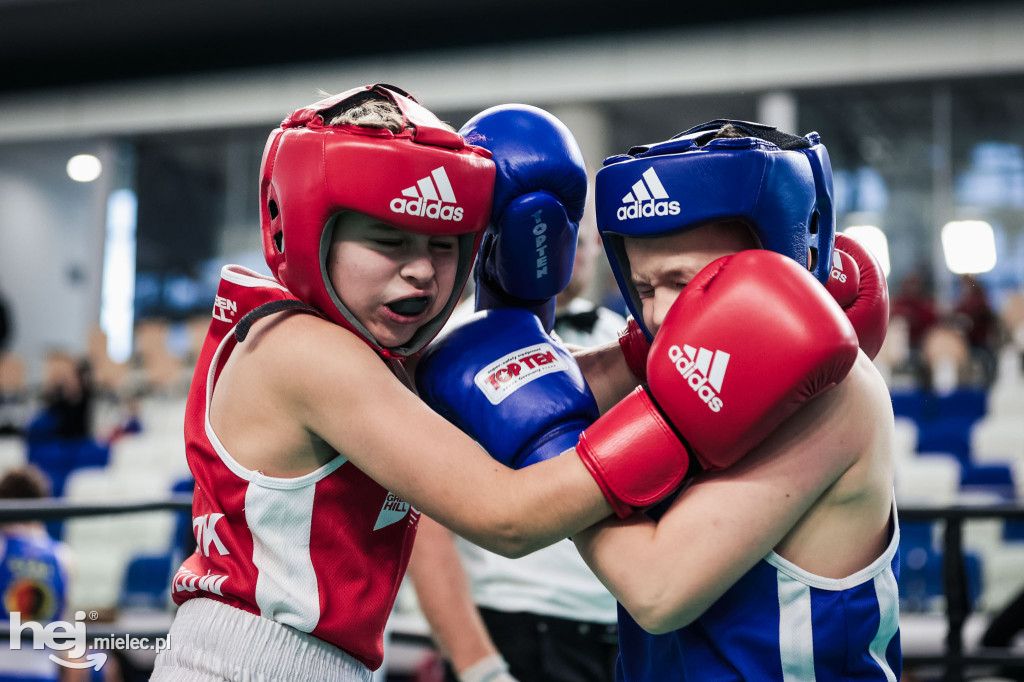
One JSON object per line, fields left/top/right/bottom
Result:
{"left": 616, "top": 509, "right": 901, "bottom": 681}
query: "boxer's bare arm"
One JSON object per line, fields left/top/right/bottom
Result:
{"left": 572, "top": 341, "right": 639, "bottom": 413}
{"left": 224, "top": 312, "right": 611, "bottom": 557}
{"left": 573, "top": 355, "right": 893, "bottom": 634}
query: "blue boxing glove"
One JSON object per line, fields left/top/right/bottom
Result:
{"left": 460, "top": 106, "right": 588, "bottom": 332}
{"left": 416, "top": 308, "right": 598, "bottom": 468}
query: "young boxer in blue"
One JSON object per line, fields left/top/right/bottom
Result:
{"left": 417, "top": 120, "right": 899, "bottom": 681}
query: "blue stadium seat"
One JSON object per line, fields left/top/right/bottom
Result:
{"left": 73, "top": 438, "right": 110, "bottom": 469}
{"left": 891, "top": 388, "right": 989, "bottom": 466}
{"left": 1004, "top": 520, "right": 1024, "bottom": 542}
{"left": 890, "top": 389, "right": 926, "bottom": 422}
{"left": 171, "top": 476, "right": 195, "bottom": 558}
{"left": 119, "top": 553, "right": 174, "bottom": 610}
{"left": 937, "top": 389, "right": 988, "bottom": 423}
{"left": 27, "top": 437, "right": 111, "bottom": 540}
{"left": 917, "top": 417, "right": 976, "bottom": 464}
{"left": 899, "top": 546, "right": 983, "bottom": 613}
{"left": 961, "top": 464, "right": 1016, "bottom": 500}
{"left": 27, "top": 437, "right": 110, "bottom": 496}
{"left": 901, "top": 521, "right": 936, "bottom": 553}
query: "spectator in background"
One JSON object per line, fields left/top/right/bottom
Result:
{"left": 0, "top": 353, "right": 29, "bottom": 436}
{"left": 133, "top": 319, "right": 187, "bottom": 396}
{"left": 1000, "top": 293, "right": 1024, "bottom": 377}
{"left": 87, "top": 327, "right": 129, "bottom": 398}
{"left": 920, "top": 322, "right": 971, "bottom": 394}
{"left": 24, "top": 353, "right": 110, "bottom": 506}
{"left": 890, "top": 270, "right": 940, "bottom": 387}
{"left": 952, "top": 274, "right": 1001, "bottom": 385}
{"left": 28, "top": 352, "right": 93, "bottom": 441}
{"left": 0, "top": 467, "right": 122, "bottom": 681}
{"left": 86, "top": 327, "right": 144, "bottom": 446}
{"left": 0, "top": 466, "right": 72, "bottom": 682}
{"left": 890, "top": 270, "right": 939, "bottom": 351}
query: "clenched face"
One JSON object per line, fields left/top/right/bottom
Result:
{"left": 624, "top": 221, "right": 760, "bottom": 337}
{"left": 327, "top": 212, "right": 459, "bottom": 348}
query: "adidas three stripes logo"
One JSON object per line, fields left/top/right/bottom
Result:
{"left": 667, "top": 343, "right": 729, "bottom": 412}
{"left": 389, "top": 166, "right": 465, "bottom": 221}
{"left": 616, "top": 167, "right": 681, "bottom": 220}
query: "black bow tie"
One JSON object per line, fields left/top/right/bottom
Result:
{"left": 554, "top": 308, "right": 600, "bottom": 334}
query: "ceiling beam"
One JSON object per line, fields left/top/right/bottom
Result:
{"left": 0, "top": 2, "right": 1020, "bottom": 142}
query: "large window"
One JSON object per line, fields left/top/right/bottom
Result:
{"left": 132, "top": 127, "right": 267, "bottom": 320}
{"left": 799, "top": 76, "right": 1024, "bottom": 307}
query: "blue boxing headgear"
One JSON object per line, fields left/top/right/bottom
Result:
{"left": 595, "top": 119, "right": 835, "bottom": 340}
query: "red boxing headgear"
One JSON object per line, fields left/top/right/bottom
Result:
{"left": 260, "top": 84, "right": 495, "bottom": 357}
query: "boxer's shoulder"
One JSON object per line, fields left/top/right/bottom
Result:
{"left": 792, "top": 351, "right": 894, "bottom": 508}
{"left": 239, "top": 309, "right": 378, "bottom": 370}
{"left": 219, "top": 310, "right": 391, "bottom": 421}
{"left": 842, "top": 351, "right": 895, "bottom": 427}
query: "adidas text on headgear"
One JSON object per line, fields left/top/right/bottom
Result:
{"left": 595, "top": 119, "right": 835, "bottom": 341}
{"left": 259, "top": 84, "right": 496, "bottom": 357}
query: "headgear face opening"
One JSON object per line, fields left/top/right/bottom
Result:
{"left": 595, "top": 119, "right": 835, "bottom": 340}
{"left": 259, "top": 84, "right": 496, "bottom": 357}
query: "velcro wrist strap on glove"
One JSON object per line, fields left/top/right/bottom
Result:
{"left": 576, "top": 387, "right": 691, "bottom": 518}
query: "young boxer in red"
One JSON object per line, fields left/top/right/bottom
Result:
{"left": 151, "top": 85, "right": 691, "bottom": 682}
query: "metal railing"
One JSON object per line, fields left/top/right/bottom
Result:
{"left": 3, "top": 498, "right": 1024, "bottom": 680}
{"left": 0, "top": 495, "right": 194, "bottom": 522}
{"left": 901, "top": 503, "right": 1024, "bottom": 681}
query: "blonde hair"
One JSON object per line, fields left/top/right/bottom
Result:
{"left": 326, "top": 98, "right": 405, "bottom": 133}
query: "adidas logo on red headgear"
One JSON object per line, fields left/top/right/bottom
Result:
{"left": 390, "top": 166, "right": 464, "bottom": 221}
{"left": 616, "top": 167, "right": 680, "bottom": 221}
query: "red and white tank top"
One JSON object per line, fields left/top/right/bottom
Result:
{"left": 172, "top": 265, "right": 419, "bottom": 670}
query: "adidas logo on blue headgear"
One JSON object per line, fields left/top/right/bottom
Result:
{"left": 595, "top": 119, "right": 836, "bottom": 341}
{"left": 616, "top": 167, "right": 681, "bottom": 220}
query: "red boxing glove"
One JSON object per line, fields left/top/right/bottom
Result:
{"left": 825, "top": 233, "right": 890, "bottom": 360}
{"left": 618, "top": 317, "right": 651, "bottom": 383}
{"left": 576, "top": 251, "right": 859, "bottom": 518}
